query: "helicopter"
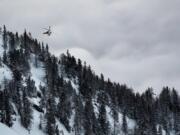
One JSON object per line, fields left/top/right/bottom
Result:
{"left": 43, "top": 26, "right": 52, "bottom": 36}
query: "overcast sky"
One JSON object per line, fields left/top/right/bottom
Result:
{"left": 1, "top": 0, "right": 180, "bottom": 93}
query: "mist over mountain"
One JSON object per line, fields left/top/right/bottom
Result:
{"left": 0, "top": 26, "right": 180, "bottom": 135}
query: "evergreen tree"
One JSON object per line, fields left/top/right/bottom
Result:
{"left": 84, "top": 99, "right": 97, "bottom": 135}
{"left": 57, "top": 89, "right": 71, "bottom": 132}
{"left": 74, "top": 96, "right": 83, "bottom": 135}
{"left": 98, "top": 103, "right": 109, "bottom": 135}
{"left": 122, "top": 111, "right": 128, "bottom": 135}
{"left": 55, "top": 125, "right": 60, "bottom": 135}
{"left": 171, "top": 89, "right": 180, "bottom": 134}
{"left": 39, "top": 114, "right": 47, "bottom": 131}
{"left": 39, "top": 114, "right": 43, "bottom": 130}
{"left": 9, "top": 33, "right": 15, "bottom": 52}
{"left": 46, "top": 96, "right": 56, "bottom": 135}
{"left": 26, "top": 77, "right": 36, "bottom": 97}
{"left": 159, "top": 87, "right": 172, "bottom": 134}
{"left": 112, "top": 105, "right": 118, "bottom": 135}
{"left": 3, "top": 25, "right": 7, "bottom": 50}
{"left": 3, "top": 87, "right": 13, "bottom": 127}
{"left": 157, "top": 126, "right": 163, "bottom": 135}
{"left": 21, "top": 89, "right": 33, "bottom": 130}
{"left": 3, "top": 51, "right": 7, "bottom": 64}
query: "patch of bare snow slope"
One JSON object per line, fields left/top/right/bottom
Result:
{"left": 12, "top": 110, "right": 44, "bottom": 135}
{"left": 30, "top": 54, "right": 45, "bottom": 90}
{"left": 0, "top": 122, "right": 19, "bottom": 135}
{"left": 106, "top": 106, "right": 136, "bottom": 134}
{"left": 12, "top": 98, "right": 44, "bottom": 135}
{"left": 0, "top": 63, "right": 12, "bottom": 84}
{"left": 70, "top": 77, "right": 79, "bottom": 94}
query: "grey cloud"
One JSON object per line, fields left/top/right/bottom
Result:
{"left": 0, "top": 0, "right": 180, "bottom": 93}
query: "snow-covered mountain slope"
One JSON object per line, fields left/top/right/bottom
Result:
{"left": 0, "top": 27, "right": 179, "bottom": 135}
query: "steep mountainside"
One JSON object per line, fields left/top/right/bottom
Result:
{"left": 0, "top": 26, "right": 180, "bottom": 135}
